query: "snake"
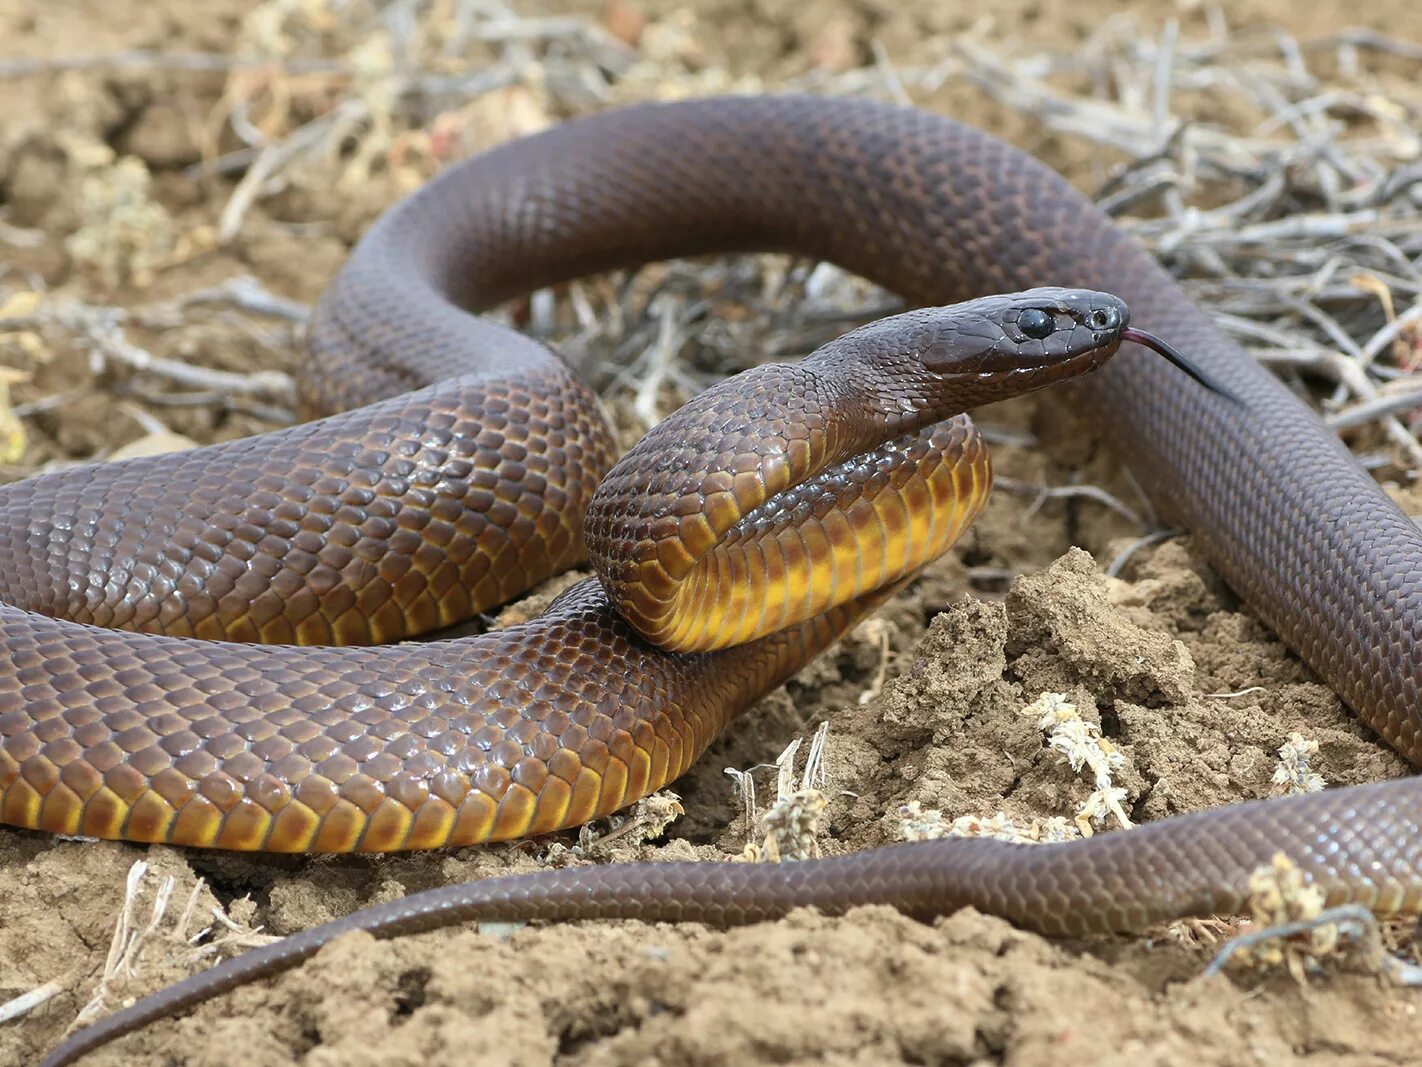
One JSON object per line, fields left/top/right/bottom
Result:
{"left": 11, "top": 96, "right": 1422, "bottom": 1067}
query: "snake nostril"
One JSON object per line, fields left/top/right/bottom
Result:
{"left": 1089, "top": 308, "right": 1119, "bottom": 331}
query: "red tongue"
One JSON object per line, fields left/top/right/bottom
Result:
{"left": 1120, "top": 327, "right": 1239, "bottom": 401}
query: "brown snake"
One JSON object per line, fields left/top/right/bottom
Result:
{"left": 9, "top": 96, "right": 1422, "bottom": 1065}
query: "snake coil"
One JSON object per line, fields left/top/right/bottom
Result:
{"left": 12, "top": 97, "right": 1422, "bottom": 1067}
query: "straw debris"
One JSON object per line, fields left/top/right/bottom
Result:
{"left": 61, "top": 860, "right": 274, "bottom": 1036}
{"left": 730, "top": 721, "right": 833, "bottom": 862}
{"left": 577, "top": 790, "right": 686, "bottom": 856}
{"left": 1271, "top": 732, "right": 1327, "bottom": 795}
{"left": 1201, "top": 853, "right": 1422, "bottom": 986}
{"left": 1024, "top": 692, "right": 1134, "bottom": 835}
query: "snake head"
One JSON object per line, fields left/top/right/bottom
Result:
{"left": 919, "top": 287, "right": 1130, "bottom": 377}
{"left": 846, "top": 287, "right": 1234, "bottom": 416}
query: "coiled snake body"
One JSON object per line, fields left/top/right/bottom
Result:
{"left": 10, "top": 97, "right": 1422, "bottom": 1066}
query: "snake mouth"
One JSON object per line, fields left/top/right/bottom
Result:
{"left": 1121, "top": 327, "right": 1238, "bottom": 400}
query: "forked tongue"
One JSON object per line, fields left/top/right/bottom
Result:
{"left": 1121, "top": 326, "right": 1238, "bottom": 401}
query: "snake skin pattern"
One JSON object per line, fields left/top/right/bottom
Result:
{"left": 23, "top": 97, "right": 1422, "bottom": 1066}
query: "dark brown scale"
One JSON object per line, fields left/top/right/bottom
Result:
{"left": 20, "top": 97, "right": 1422, "bottom": 1067}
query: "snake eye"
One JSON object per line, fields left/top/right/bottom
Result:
{"left": 1017, "top": 308, "right": 1053, "bottom": 340}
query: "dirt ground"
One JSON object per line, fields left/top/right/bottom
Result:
{"left": 3, "top": 0, "right": 1422, "bottom": 1065}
